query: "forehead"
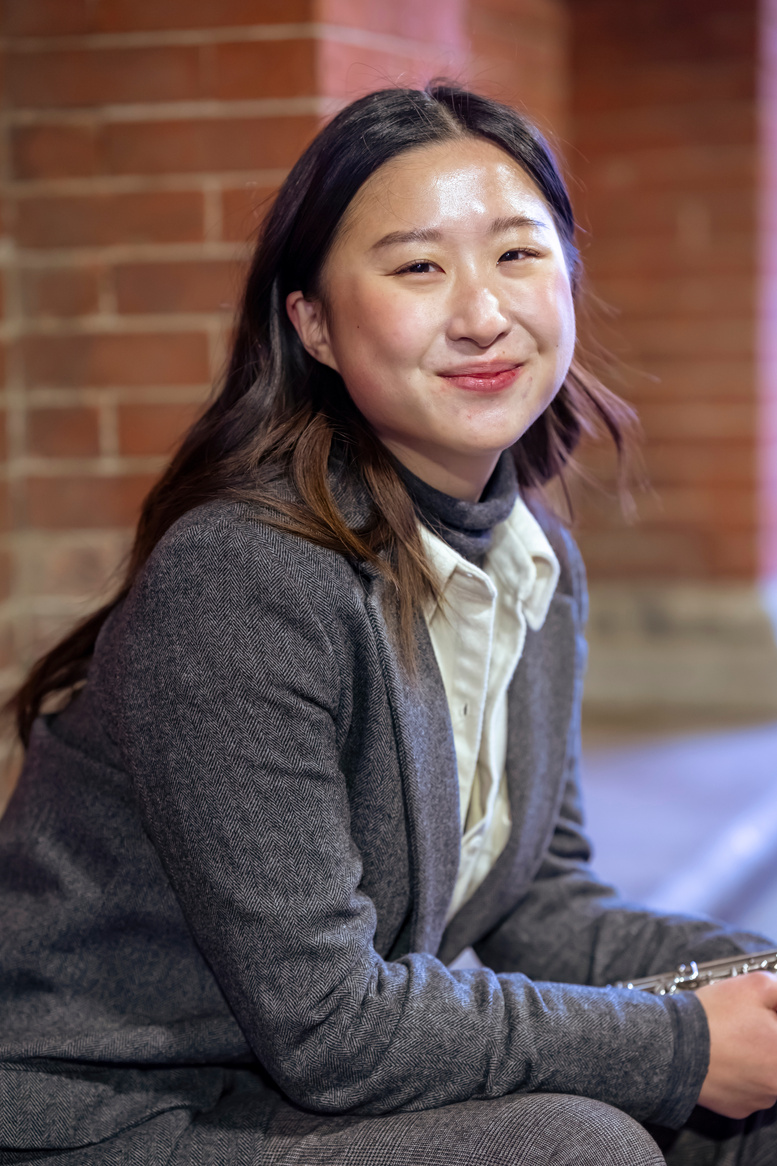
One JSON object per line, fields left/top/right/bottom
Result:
{"left": 341, "top": 136, "right": 552, "bottom": 239}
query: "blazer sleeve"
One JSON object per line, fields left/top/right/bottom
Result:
{"left": 108, "top": 510, "right": 721, "bottom": 1128}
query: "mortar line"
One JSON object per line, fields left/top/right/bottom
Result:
{"left": 1, "top": 23, "right": 462, "bottom": 56}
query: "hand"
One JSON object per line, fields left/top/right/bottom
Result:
{"left": 696, "top": 971, "right": 777, "bottom": 1118}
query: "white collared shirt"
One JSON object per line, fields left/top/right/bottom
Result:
{"left": 420, "top": 496, "right": 560, "bottom": 924}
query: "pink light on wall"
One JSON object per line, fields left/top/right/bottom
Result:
{"left": 760, "top": 0, "right": 777, "bottom": 585}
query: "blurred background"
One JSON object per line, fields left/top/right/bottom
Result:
{"left": 0, "top": 0, "right": 775, "bottom": 941}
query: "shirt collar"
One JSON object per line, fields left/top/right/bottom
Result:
{"left": 420, "top": 494, "right": 560, "bottom": 632}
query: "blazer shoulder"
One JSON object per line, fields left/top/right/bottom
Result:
{"left": 97, "top": 500, "right": 365, "bottom": 735}
{"left": 147, "top": 498, "right": 363, "bottom": 609}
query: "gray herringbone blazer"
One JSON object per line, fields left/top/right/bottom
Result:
{"left": 0, "top": 499, "right": 766, "bottom": 1155}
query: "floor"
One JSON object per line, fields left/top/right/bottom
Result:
{"left": 580, "top": 718, "right": 777, "bottom": 942}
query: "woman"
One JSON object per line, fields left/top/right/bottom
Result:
{"left": 0, "top": 84, "right": 776, "bottom": 1165}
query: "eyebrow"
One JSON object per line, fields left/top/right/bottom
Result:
{"left": 370, "top": 215, "right": 548, "bottom": 250}
{"left": 489, "top": 215, "right": 548, "bottom": 235}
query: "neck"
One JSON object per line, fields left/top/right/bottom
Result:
{"left": 391, "top": 448, "right": 519, "bottom": 566}
{"left": 378, "top": 439, "right": 500, "bottom": 502}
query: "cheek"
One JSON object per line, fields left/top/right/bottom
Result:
{"left": 330, "top": 281, "right": 438, "bottom": 368}
{"left": 538, "top": 271, "right": 576, "bottom": 352}
{"left": 513, "top": 268, "right": 575, "bottom": 354}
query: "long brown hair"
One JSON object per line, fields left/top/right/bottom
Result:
{"left": 11, "top": 83, "right": 633, "bottom": 746}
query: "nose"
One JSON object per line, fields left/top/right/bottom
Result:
{"left": 447, "top": 279, "right": 509, "bottom": 349}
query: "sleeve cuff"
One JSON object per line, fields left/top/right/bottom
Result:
{"left": 653, "top": 991, "right": 710, "bottom": 1129}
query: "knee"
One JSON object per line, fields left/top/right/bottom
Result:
{"left": 489, "top": 1093, "right": 664, "bottom": 1166}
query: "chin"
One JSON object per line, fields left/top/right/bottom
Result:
{"left": 452, "top": 431, "right": 526, "bottom": 456}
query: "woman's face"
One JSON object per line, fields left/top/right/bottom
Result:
{"left": 287, "top": 136, "right": 576, "bottom": 499}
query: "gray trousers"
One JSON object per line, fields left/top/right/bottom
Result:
{"left": 1, "top": 1073, "right": 775, "bottom": 1166}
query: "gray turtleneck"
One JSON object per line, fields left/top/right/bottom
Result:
{"left": 393, "top": 451, "right": 519, "bottom": 566}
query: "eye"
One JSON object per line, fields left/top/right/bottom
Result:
{"left": 395, "top": 260, "right": 440, "bottom": 275}
{"left": 499, "top": 248, "right": 540, "bottom": 264}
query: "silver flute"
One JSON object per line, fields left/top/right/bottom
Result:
{"left": 613, "top": 949, "right": 777, "bottom": 996}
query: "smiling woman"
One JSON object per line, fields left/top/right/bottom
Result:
{"left": 287, "top": 138, "right": 576, "bottom": 501}
{"left": 1, "top": 85, "right": 776, "bottom": 1166}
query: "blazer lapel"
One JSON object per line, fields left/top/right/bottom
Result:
{"left": 438, "top": 590, "right": 580, "bottom": 964}
{"left": 363, "top": 574, "right": 461, "bottom": 957}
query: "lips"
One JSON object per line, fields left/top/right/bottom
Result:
{"left": 438, "top": 363, "right": 522, "bottom": 393}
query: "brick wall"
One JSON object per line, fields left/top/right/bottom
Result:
{"left": 566, "top": 0, "right": 777, "bottom": 722}
{"left": 569, "top": 0, "right": 760, "bottom": 583}
{"left": 3, "top": 0, "right": 772, "bottom": 733}
{"left": 0, "top": 0, "right": 573, "bottom": 710}
{"left": 0, "top": 0, "right": 470, "bottom": 704}
{"left": 468, "top": 0, "right": 568, "bottom": 136}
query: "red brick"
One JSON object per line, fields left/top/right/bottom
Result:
{"left": 25, "top": 474, "right": 157, "bottom": 530}
{"left": 0, "top": 620, "right": 16, "bottom": 671}
{"left": 615, "top": 318, "right": 754, "bottom": 361}
{"left": 577, "top": 146, "right": 756, "bottom": 194}
{"left": 21, "top": 268, "right": 101, "bottom": 317}
{"left": 114, "top": 259, "right": 245, "bottom": 314}
{"left": 628, "top": 400, "right": 755, "bottom": 441}
{"left": 571, "top": 101, "right": 754, "bottom": 154}
{"left": 17, "top": 192, "right": 204, "bottom": 249}
{"left": 0, "top": 551, "right": 13, "bottom": 603}
{"left": 585, "top": 234, "right": 754, "bottom": 278}
{"left": 576, "top": 526, "right": 713, "bottom": 580}
{"left": 108, "top": 0, "right": 311, "bottom": 32}
{"left": 12, "top": 125, "right": 99, "bottom": 182}
{"left": 570, "top": 0, "right": 761, "bottom": 584}
{"left": 102, "top": 116, "right": 318, "bottom": 176}
{"left": 22, "top": 543, "right": 109, "bottom": 596}
{"left": 24, "top": 542, "right": 126, "bottom": 597}
{"left": 570, "top": 1, "right": 756, "bottom": 69}
{"left": 0, "top": 482, "right": 11, "bottom": 534}
{"left": 590, "top": 275, "right": 755, "bottom": 318}
{"left": 222, "top": 185, "right": 278, "bottom": 243}
{"left": 325, "top": 0, "right": 466, "bottom": 44}
{"left": 22, "top": 332, "right": 211, "bottom": 388}
{"left": 210, "top": 41, "right": 317, "bottom": 101}
{"left": 4, "top": 0, "right": 96, "bottom": 35}
{"left": 27, "top": 407, "right": 101, "bottom": 457}
{"left": 318, "top": 41, "right": 468, "bottom": 105}
{"left": 573, "top": 60, "right": 755, "bottom": 114}
{"left": 709, "top": 530, "right": 759, "bottom": 578}
{"left": 470, "top": 18, "right": 563, "bottom": 62}
{"left": 5, "top": 0, "right": 311, "bottom": 34}
{"left": 578, "top": 437, "right": 756, "bottom": 488}
{"left": 8, "top": 46, "right": 202, "bottom": 110}
{"left": 118, "top": 401, "right": 202, "bottom": 455}
{"left": 466, "top": 34, "right": 566, "bottom": 130}
{"left": 584, "top": 188, "right": 755, "bottom": 238}
{"left": 612, "top": 358, "right": 755, "bottom": 400}
{"left": 641, "top": 442, "right": 756, "bottom": 487}
{"left": 638, "top": 486, "right": 757, "bottom": 529}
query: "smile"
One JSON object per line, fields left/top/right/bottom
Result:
{"left": 438, "top": 364, "right": 522, "bottom": 394}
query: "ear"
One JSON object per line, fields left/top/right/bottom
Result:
{"left": 286, "top": 291, "right": 340, "bottom": 372}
